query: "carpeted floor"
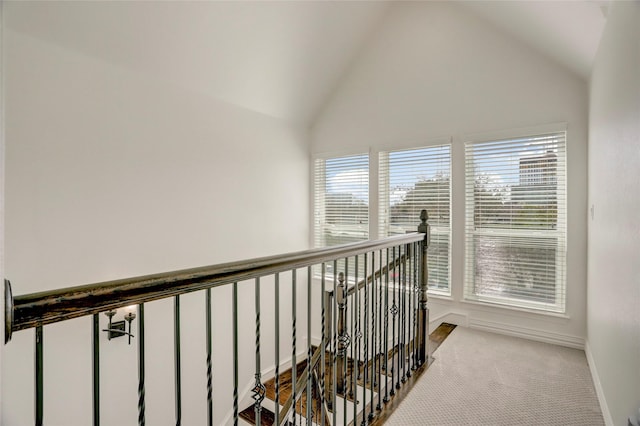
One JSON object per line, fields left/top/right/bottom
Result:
{"left": 386, "top": 326, "right": 604, "bottom": 425}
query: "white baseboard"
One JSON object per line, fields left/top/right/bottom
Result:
{"left": 468, "top": 318, "right": 585, "bottom": 349}
{"left": 585, "top": 341, "right": 614, "bottom": 426}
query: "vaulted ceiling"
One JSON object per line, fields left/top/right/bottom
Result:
{"left": 4, "top": 1, "right": 607, "bottom": 127}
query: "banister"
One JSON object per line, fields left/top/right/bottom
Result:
{"left": 277, "top": 344, "right": 323, "bottom": 425}
{"left": 5, "top": 232, "right": 425, "bottom": 340}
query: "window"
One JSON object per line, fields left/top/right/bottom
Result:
{"left": 314, "top": 154, "right": 369, "bottom": 249}
{"left": 379, "top": 145, "right": 451, "bottom": 293}
{"left": 464, "top": 131, "right": 567, "bottom": 312}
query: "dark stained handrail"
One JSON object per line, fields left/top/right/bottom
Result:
{"left": 5, "top": 232, "right": 426, "bottom": 342}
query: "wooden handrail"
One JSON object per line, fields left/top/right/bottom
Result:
{"left": 5, "top": 232, "right": 425, "bottom": 342}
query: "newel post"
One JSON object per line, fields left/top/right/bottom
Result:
{"left": 416, "top": 210, "right": 430, "bottom": 365}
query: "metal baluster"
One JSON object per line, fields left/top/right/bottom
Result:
{"left": 307, "top": 267, "right": 313, "bottom": 425}
{"left": 396, "top": 245, "right": 402, "bottom": 390}
{"left": 253, "top": 278, "right": 266, "bottom": 426}
{"left": 390, "top": 246, "right": 397, "bottom": 396}
{"left": 409, "top": 243, "right": 414, "bottom": 373}
{"left": 336, "top": 269, "right": 345, "bottom": 423}
{"left": 400, "top": 246, "right": 407, "bottom": 383}
{"left": 292, "top": 270, "right": 297, "bottom": 426}
{"left": 377, "top": 249, "right": 383, "bottom": 411}
{"left": 35, "top": 326, "right": 43, "bottom": 426}
{"left": 383, "top": 248, "right": 390, "bottom": 404}
{"left": 353, "top": 254, "right": 360, "bottom": 426}
{"left": 398, "top": 245, "right": 404, "bottom": 386}
{"left": 361, "top": 252, "right": 368, "bottom": 426}
{"left": 206, "top": 289, "right": 213, "bottom": 426}
{"left": 175, "top": 296, "right": 182, "bottom": 426}
{"left": 92, "top": 314, "right": 100, "bottom": 426}
{"left": 332, "top": 260, "right": 337, "bottom": 426}
{"left": 369, "top": 250, "right": 375, "bottom": 422}
{"left": 356, "top": 254, "right": 362, "bottom": 383}
{"left": 274, "top": 273, "right": 281, "bottom": 426}
{"left": 233, "top": 283, "right": 239, "bottom": 425}
{"left": 349, "top": 256, "right": 356, "bottom": 400}
{"left": 412, "top": 242, "right": 419, "bottom": 371}
{"left": 320, "top": 263, "right": 326, "bottom": 426}
{"left": 339, "top": 265, "right": 348, "bottom": 426}
{"left": 137, "top": 304, "right": 146, "bottom": 426}
{"left": 371, "top": 251, "right": 377, "bottom": 404}
{"left": 405, "top": 244, "right": 413, "bottom": 377}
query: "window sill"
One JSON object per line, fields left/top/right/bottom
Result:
{"left": 460, "top": 298, "right": 570, "bottom": 319}
{"left": 426, "top": 292, "right": 453, "bottom": 301}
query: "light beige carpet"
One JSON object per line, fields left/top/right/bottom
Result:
{"left": 386, "top": 326, "right": 604, "bottom": 425}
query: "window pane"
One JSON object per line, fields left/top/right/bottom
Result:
{"left": 471, "top": 234, "right": 558, "bottom": 304}
{"left": 314, "top": 154, "right": 369, "bottom": 248}
{"left": 379, "top": 145, "right": 451, "bottom": 293}
{"left": 464, "top": 131, "right": 567, "bottom": 312}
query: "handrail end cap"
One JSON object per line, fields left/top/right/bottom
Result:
{"left": 5, "top": 279, "right": 13, "bottom": 344}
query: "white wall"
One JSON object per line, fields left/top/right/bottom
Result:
{"left": 2, "top": 25, "right": 309, "bottom": 426}
{"left": 587, "top": 2, "right": 640, "bottom": 425}
{"left": 312, "top": 1, "right": 589, "bottom": 346}
{"left": 0, "top": 2, "right": 4, "bottom": 419}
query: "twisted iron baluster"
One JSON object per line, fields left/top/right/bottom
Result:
{"left": 307, "top": 266, "right": 313, "bottom": 425}
{"left": 401, "top": 244, "right": 407, "bottom": 384}
{"left": 274, "top": 273, "right": 280, "bottom": 426}
{"left": 383, "top": 247, "right": 390, "bottom": 404}
{"left": 332, "top": 260, "right": 337, "bottom": 426}
{"left": 390, "top": 246, "right": 398, "bottom": 395}
{"left": 353, "top": 254, "right": 361, "bottom": 426}
{"left": 412, "top": 242, "right": 419, "bottom": 371}
{"left": 137, "top": 304, "right": 145, "bottom": 426}
{"left": 320, "top": 263, "right": 326, "bottom": 426}
{"left": 372, "top": 250, "right": 377, "bottom": 397}
{"left": 407, "top": 244, "right": 413, "bottom": 372}
{"left": 253, "top": 278, "right": 265, "bottom": 426}
{"left": 205, "top": 290, "right": 213, "bottom": 426}
{"left": 349, "top": 256, "right": 356, "bottom": 401}
{"left": 35, "top": 326, "right": 44, "bottom": 426}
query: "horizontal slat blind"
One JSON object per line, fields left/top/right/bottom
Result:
{"left": 464, "top": 131, "right": 567, "bottom": 312}
{"left": 314, "top": 154, "right": 369, "bottom": 249}
{"left": 379, "top": 145, "right": 451, "bottom": 293}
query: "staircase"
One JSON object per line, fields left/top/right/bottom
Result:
{"left": 238, "top": 323, "right": 456, "bottom": 426}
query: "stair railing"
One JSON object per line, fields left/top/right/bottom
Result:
{"left": 4, "top": 210, "right": 430, "bottom": 426}
{"left": 310, "top": 211, "right": 430, "bottom": 426}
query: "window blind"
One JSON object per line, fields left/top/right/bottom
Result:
{"left": 379, "top": 145, "right": 451, "bottom": 293}
{"left": 314, "top": 154, "right": 369, "bottom": 249}
{"left": 464, "top": 131, "right": 567, "bottom": 312}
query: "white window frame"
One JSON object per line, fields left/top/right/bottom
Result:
{"left": 463, "top": 125, "right": 567, "bottom": 313}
